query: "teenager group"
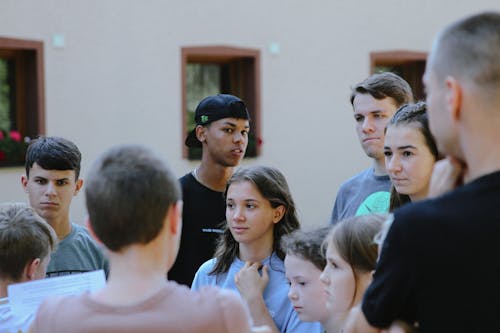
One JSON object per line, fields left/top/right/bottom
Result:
{"left": 1, "top": 10, "right": 499, "bottom": 333}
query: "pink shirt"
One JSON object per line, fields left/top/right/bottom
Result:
{"left": 31, "top": 281, "right": 252, "bottom": 333}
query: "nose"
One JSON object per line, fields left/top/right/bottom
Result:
{"left": 288, "top": 285, "right": 298, "bottom": 300}
{"left": 387, "top": 155, "right": 402, "bottom": 174}
{"left": 44, "top": 182, "right": 57, "bottom": 196}
{"left": 361, "top": 118, "right": 375, "bottom": 133}
{"left": 231, "top": 206, "right": 245, "bottom": 222}
{"left": 319, "top": 268, "right": 329, "bottom": 285}
{"left": 233, "top": 131, "right": 245, "bottom": 143}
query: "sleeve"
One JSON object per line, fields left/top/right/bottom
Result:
{"left": 330, "top": 188, "right": 345, "bottom": 224}
{"left": 215, "top": 289, "right": 253, "bottom": 333}
{"left": 190, "top": 259, "right": 215, "bottom": 291}
{"left": 361, "top": 210, "right": 418, "bottom": 328}
{"left": 330, "top": 196, "right": 339, "bottom": 224}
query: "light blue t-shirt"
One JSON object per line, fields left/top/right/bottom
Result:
{"left": 192, "top": 253, "right": 322, "bottom": 333}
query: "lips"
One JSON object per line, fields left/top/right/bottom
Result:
{"left": 231, "top": 226, "right": 248, "bottom": 234}
{"left": 40, "top": 202, "right": 58, "bottom": 207}
{"left": 363, "top": 137, "right": 379, "bottom": 143}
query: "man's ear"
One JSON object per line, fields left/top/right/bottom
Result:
{"left": 21, "top": 175, "right": 28, "bottom": 192}
{"left": 445, "top": 76, "right": 462, "bottom": 122}
{"left": 272, "top": 205, "right": 286, "bottom": 224}
{"left": 167, "top": 200, "right": 183, "bottom": 235}
{"left": 25, "top": 258, "right": 41, "bottom": 281}
{"left": 195, "top": 125, "right": 207, "bottom": 144}
{"left": 74, "top": 179, "right": 84, "bottom": 195}
{"left": 86, "top": 218, "right": 103, "bottom": 245}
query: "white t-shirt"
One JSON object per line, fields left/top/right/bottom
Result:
{"left": 0, "top": 297, "right": 35, "bottom": 333}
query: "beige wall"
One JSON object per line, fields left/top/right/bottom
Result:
{"left": 1, "top": 0, "right": 499, "bottom": 227}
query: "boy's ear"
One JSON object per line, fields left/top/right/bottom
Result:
{"left": 74, "top": 179, "right": 84, "bottom": 195}
{"left": 195, "top": 125, "right": 207, "bottom": 144}
{"left": 21, "top": 175, "right": 28, "bottom": 192}
{"left": 86, "top": 218, "right": 103, "bottom": 245}
{"left": 167, "top": 200, "right": 183, "bottom": 235}
{"left": 166, "top": 200, "right": 182, "bottom": 235}
{"left": 25, "top": 258, "right": 41, "bottom": 281}
{"left": 272, "top": 205, "right": 286, "bottom": 224}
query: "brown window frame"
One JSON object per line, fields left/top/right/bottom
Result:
{"left": 181, "top": 45, "right": 261, "bottom": 159}
{"left": 0, "top": 36, "right": 45, "bottom": 137}
{"left": 371, "top": 50, "right": 427, "bottom": 101}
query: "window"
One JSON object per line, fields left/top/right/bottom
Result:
{"left": 181, "top": 46, "right": 261, "bottom": 159}
{"left": 371, "top": 50, "right": 427, "bottom": 101}
{"left": 0, "top": 37, "right": 45, "bottom": 166}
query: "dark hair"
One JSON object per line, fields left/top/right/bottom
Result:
{"left": 281, "top": 226, "right": 331, "bottom": 271}
{"left": 25, "top": 136, "right": 82, "bottom": 179}
{"left": 350, "top": 72, "right": 414, "bottom": 107}
{"left": 210, "top": 165, "right": 301, "bottom": 275}
{"left": 0, "top": 202, "right": 57, "bottom": 281}
{"left": 85, "top": 145, "right": 181, "bottom": 252}
{"left": 323, "top": 213, "right": 386, "bottom": 305}
{"left": 431, "top": 12, "right": 500, "bottom": 90}
{"left": 385, "top": 102, "right": 439, "bottom": 211}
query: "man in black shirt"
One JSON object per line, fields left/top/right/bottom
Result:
{"left": 168, "top": 94, "right": 250, "bottom": 286}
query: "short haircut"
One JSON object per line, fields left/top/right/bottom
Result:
{"left": 431, "top": 12, "right": 500, "bottom": 91}
{"left": 350, "top": 72, "right": 414, "bottom": 107}
{"left": 85, "top": 145, "right": 181, "bottom": 252}
{"left": 25, "top": 136, "right": 82, "bottom": 179}
{"left": 0, "top": 202, "right": 57, "bottom": 281}
{"left": 281, "top": 226, "right": 331, "bottom": 271}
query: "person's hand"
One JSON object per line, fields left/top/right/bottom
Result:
{"left": 428, "top": 156, "right": 467, "bottom": 198}
{"left": 234, "top": 262, "right": 269, "bottom": 301}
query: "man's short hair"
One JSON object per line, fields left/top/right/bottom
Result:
{"left": 431, "top": 11, "right": 500, "bottom": 90}
{"left": 85, "top": 145, "right": 181, "bottom": 252}
{"left": 0, "top": 202, "right": 57, "bottom": 281}
{"left": 350, "top": 72, "right": 414, "bottom": 107}
{"left": 25, "top": 136, "right": 82, "bottom": 179}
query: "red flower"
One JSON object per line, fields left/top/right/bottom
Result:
{"left": 0, "top": 130, "right": 4, "bottom": 140}
{"left": 9, "top": 130, "right": 21, "bottom": 142}
{"left": 0, "top": 151, "right": 5, "bottom": 161}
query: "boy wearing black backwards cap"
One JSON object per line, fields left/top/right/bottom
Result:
{"left": 169, "top": 94, "right": 250, "bottom": 286}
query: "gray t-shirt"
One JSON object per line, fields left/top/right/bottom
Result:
{"left": 46, "top": 223, "right": 109, "bottom": 277}
{"left": 330, "top": 168, "right": 391, "bottom": 224}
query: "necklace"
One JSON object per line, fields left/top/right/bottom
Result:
{"left": 192, "top": 168, "right": 200, "bottom": 182}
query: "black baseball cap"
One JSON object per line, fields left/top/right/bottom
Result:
{"left": 185, "top": 94, "right": 250, "bottom": 148}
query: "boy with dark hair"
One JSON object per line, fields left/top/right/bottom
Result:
{"left": 330, "top": 72, "right": 414, "bottom": 223}
{"left": 21, "top": 136, "right": 108, "bottom": 277}
{"left": 31, "top": 145, "right": 256, "bottom": 332}
{"left": 0, "top": 202, "right": 57, "bottom": 332}
{"left": 169, "top": 93, "right": 251, "bottom": 286}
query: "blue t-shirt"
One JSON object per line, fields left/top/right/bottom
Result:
{"left": 192, "top": 253, "right": 322, "bottom": 333}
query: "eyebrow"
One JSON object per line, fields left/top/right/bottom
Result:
{"left": 222, "top": 121, "right": 250, "bottom": 129}
{"left": 34, "top": 176, "right": 70, "bottom": 181}
{"left": 384, "top": 145, "right": 417, "bottom": 150}
{"left": 397, "top": 145, "right": 417, "bottom": 150}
